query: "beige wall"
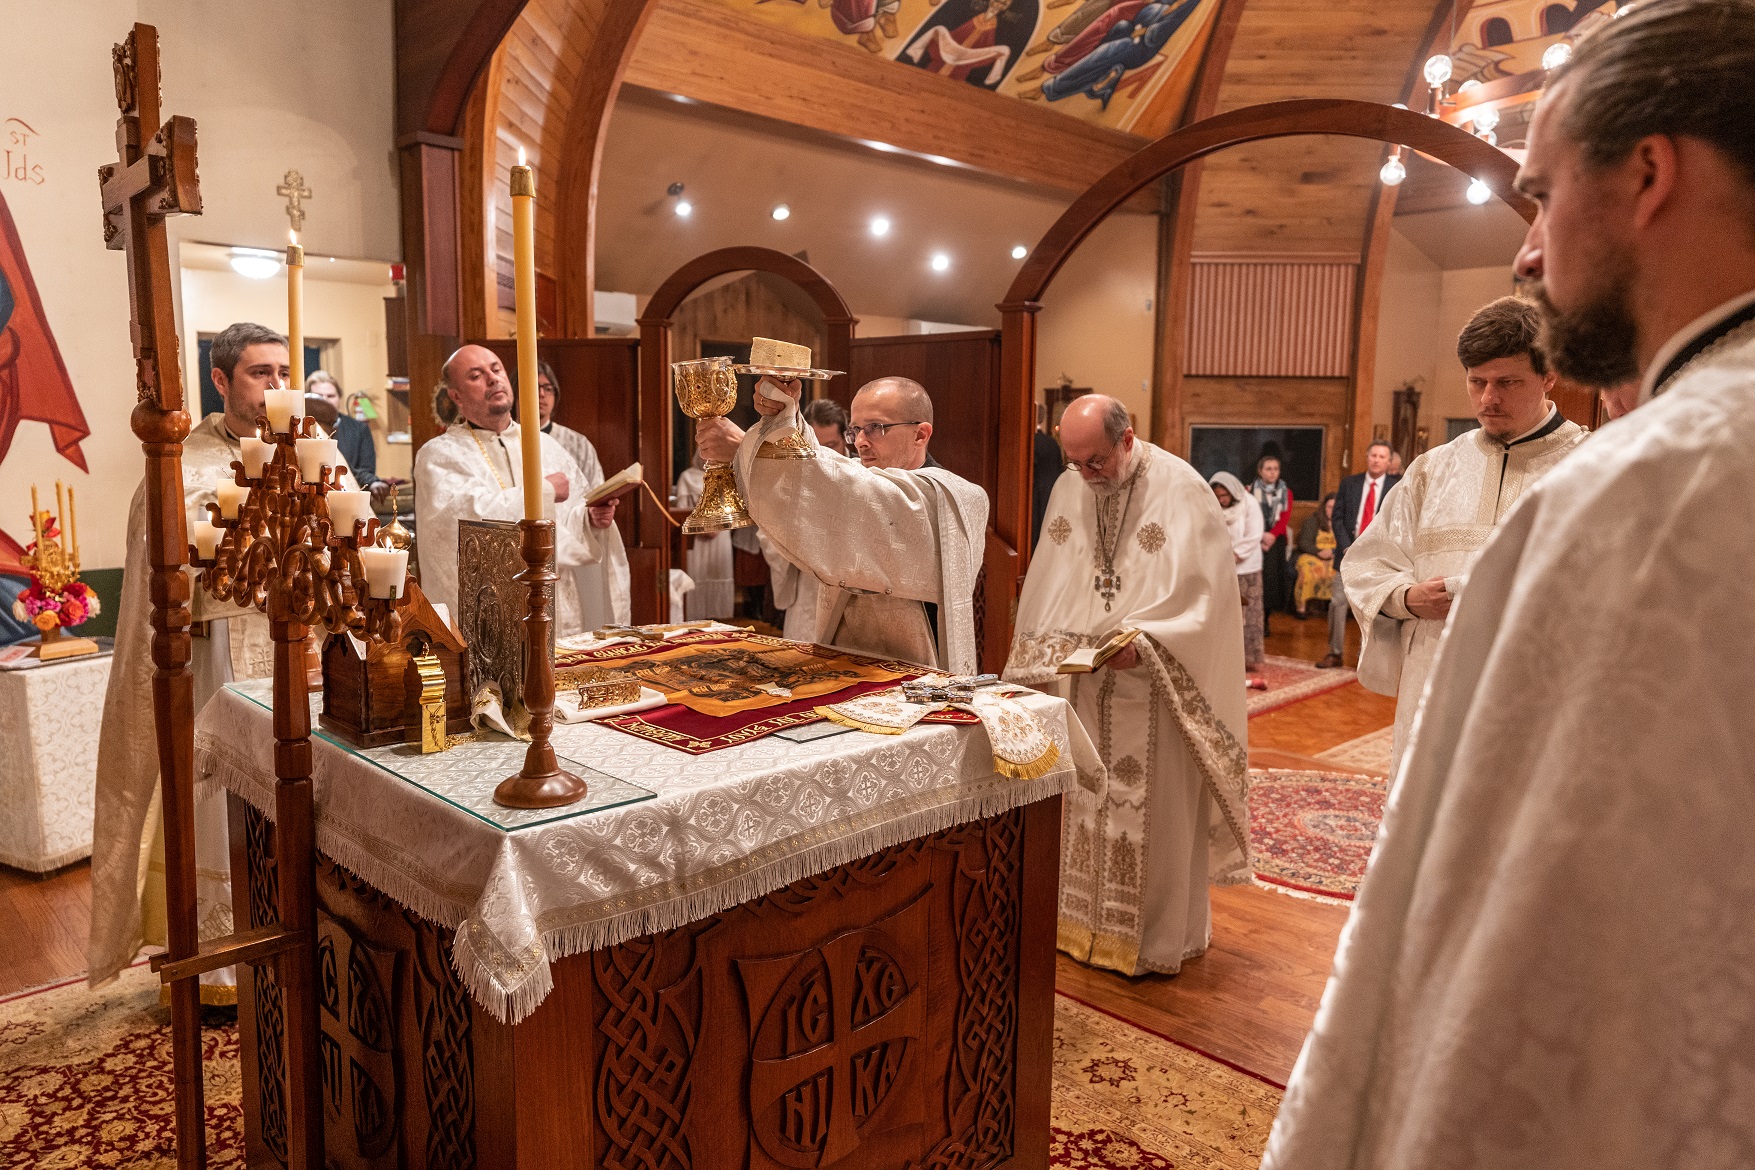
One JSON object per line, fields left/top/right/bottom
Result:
{"left": 1035, "top": 213, "right": 1159, "bottom": 434}
{"left": 1372, "top": 227, "right": 1514, "bottom": 451}
{"left": 0, "top": 0, "right": 394, "bottom": 570}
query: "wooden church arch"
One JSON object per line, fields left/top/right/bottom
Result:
{"left": 990, "top": 98, "right": 1538, "bottom": 658}
{"left": 630, "top": 245, "right": 860, "bottom": 621}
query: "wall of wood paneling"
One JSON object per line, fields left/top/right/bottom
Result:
{"left": 1185, "top": 259, "right": 1357, "bottom": 377}
{"left": 668, "top": 273, "right": 829, "bottom": 379}
{"left": 1182, "top": 376, "right": 1351, "bottom": 497}
{"left": 847, "top": 330, "right": 1002, "bottom": 507}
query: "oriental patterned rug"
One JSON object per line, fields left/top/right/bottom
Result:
{"left": 1, "top": 970, "right": 1280, "bottom": 1168}
{"left": 1248, "top": 767, "right": 1388, "bottom": 903}
{"left": 1316, "top": 726, "right": 1395, "bottom": 776}
{"left": 1247, "top": 654, "right": 1357, "bottom": 717}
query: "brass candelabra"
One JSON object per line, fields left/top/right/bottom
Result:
{"left": 190, "top": 415, "right": 409, "bottom": 648}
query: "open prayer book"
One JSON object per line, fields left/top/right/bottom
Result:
{"left": 1056, "top": 627, "right": 1141, "bottom": 674}
{"left": 584, "top": 461, "right": 643, "bottom": 506}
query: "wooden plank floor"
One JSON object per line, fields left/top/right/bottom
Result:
{"left": 0, "top": 607, "right": 1393, "bottom": 1091}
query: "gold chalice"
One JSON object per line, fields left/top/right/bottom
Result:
{"left": 672, "top": 356, "right": 754, "bottom": 534}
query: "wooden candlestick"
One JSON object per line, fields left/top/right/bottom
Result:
{"left": 493, "top": 518, "right": 587, "bottom": 809}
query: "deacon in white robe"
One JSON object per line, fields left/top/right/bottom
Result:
{"left": 698, "top": 375, "right": 988, "bottom": 673}
{"left": 415, "top": 345, "right": 629, "bottom": 637}
{"left": 1265, "top": 12, "right": 1755, "bottom": 1162}
{"left": 1004, "top": 395, "right": 1249, "bottom": 976}
{"left": 674, "top": 459, "right": 735, "bottom": 620}
{"left": 1343, "top": 296, "right": 1586, "bottom": 770}
{"left": 536, "top": 360, "right": 631, "bottom": 630}
{"left": 89, "top": 325, "right": 359, "bottom": 998}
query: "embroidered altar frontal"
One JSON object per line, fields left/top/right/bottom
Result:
{"left": 559, "top": 630, "right": 977, "bottom": 753}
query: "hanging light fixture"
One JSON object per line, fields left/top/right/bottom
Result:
{"left": 1543, "top": 41, "right": 1573, "bottom": 69}
{"left": 1424, "top": 54, "right": 1453, "bottom": 87}
{"left": 229, "top": 248, "right": 282, "bottom": 280}
{"left": 1380, "top": 147, "right": 1407, "bottom": 187}
{"left": 1466, "top": 177, "right": 1493, "bottom": 204}
{"left": 1471, "top": 104, "right": 1500, "bottom": 135}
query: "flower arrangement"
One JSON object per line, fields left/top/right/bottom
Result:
{"left": 14, "top": 488, "right": 99, "bottom": 638}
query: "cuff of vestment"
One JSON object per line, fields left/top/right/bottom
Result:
{"left": 1382, "top": 584, "right": 1415, "bottom": 621}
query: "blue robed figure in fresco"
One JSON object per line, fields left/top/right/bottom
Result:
{"left": 1041, "top": 0, "right": 1198, "bottom": 109}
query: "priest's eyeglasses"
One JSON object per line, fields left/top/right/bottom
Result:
{"left": 1067, "top": 451, "right": 1115, "bottom": 473}
{"left": 847, "top": 421, "right": 924, "bottom": 442}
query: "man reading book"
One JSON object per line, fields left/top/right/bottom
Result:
{"left": 1002, "top": 394, "right": 1250, "bottom": 977}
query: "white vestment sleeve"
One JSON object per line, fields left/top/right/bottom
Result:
{"left": 1342, "top": 458, "right": 1428, "bottom": 696}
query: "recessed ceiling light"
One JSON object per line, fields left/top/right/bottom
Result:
{"left": 930, "top": 253, "right": 950, "bottom": 273}
{"left": 229, "top": 248, "right": 281, "bottom": 280}
{"left": 771, "top": 204, "right": 791, "bottom": 221}
{"left": 1011, "top": 244, "right": 1028, "bottom": 260}
{"left": 675, "top": 199, "right": 693, "bottom": 218}
{"left": 870, "top": 215, "right": 891, "bottom": 238}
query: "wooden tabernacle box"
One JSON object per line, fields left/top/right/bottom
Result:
{"left": 320, "top": 579, "right": 473, "bottom": 748}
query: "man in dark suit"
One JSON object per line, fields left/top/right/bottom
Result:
{"left": 1318, "top": 439, "right": 1399, "bottom": 668}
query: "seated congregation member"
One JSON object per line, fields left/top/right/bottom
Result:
{"left": 1210, "top": 471, "right": 1265, "bottom": 681}
{"left": 1318, "top": 440, "right": 1399, "bottom": 668}
{"left": 1004, "top": 394, "right": 1249, "bottom": 976}
{"left": 1292, "top": 493, "right": 1338, "bottom": 618}
{"left": 696, "top": 374, "right": 987, "bottom": 673}
{"left": 535, "top": 360, "right": 631, "bottom": 630}
{"left": 91, "top": 323, "right": 359, "bottom": 1003}
{"left": 1343, "top": 296, "right": 1585, "bottom": 771}
{"left": 414, "top": 344, "right": 628, "bottom": 637}
{"left": 305, "top": 369, "right": 377, "bottom": 487}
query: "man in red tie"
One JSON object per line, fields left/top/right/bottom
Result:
{"left": 1317, "top": 439, "right": 1399, "bottom": 668}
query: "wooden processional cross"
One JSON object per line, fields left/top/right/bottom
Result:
{"left": 99, "top": 24, "right": 325, "bottom": 1170}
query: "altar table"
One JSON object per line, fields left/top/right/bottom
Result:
{"left": 199, "top": 675, "right": 1099, "bottom": 1170}
{"left": 0, "top": 650, "right": 112, "bottom": 872}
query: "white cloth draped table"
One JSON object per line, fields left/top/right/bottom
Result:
{"left": 196, "top": 675, "right": 1099, "bottom": 1025}
{"left": 0, "top": 653, "right": 112, "bottom": 872}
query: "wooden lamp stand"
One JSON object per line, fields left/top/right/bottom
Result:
{"left": 493, "top": 518, "right": 588, "bottom": 809}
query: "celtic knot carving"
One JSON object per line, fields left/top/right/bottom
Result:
{"left": 594, "top": 936, "right": 704, "bottom": 1170}
{"left": 415, "top": 921, "right": 477, "bottom": 1170}
{"left": 245, "top": 804, "right": 290, "bottom": 1166}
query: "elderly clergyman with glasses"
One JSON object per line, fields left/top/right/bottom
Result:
{"left": 695, "top": 374, "right": 987, "bottom": 673}
{"left": 1003, "top": 393, "right": 1249, "bottom": 979}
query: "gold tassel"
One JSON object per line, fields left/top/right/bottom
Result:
{"left": 814, "top": 706, "right": 913, "bottom": 735}
{"left": 991, "top": 740, "right": 1060, "bottom": 781}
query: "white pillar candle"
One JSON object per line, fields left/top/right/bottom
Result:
{"left": 264, "top": 386, "right": 305, "bottom": 435}
{"left": 240, "top": 435, "right": 275, "bottom": 479}
{"left": 326, "top": 489, "right": 373, "bottom": 541}
{"left": 295, "top": 436, "right": 340, "bottom": 483}
{"left": 215, "top": 479, "right": 250, "bottom": 520}
{"left": 190, "top": 517, "right": 221, "bottom": 560}
{"left": 360, "top": 545, "right": 408, "bottom": 599}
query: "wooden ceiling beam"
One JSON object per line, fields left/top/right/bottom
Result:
{"left": 621, "top": 0, "right": 1152, "bottom": 204}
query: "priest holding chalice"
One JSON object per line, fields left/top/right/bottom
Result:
{"left": 693, "top": 338, "right": 988, "bottom": 673}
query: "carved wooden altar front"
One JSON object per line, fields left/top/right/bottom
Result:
{"left": 230, "top": 794, "right": 1061, "bottom": 1170}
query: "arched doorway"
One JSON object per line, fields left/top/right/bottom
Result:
{"left": 991, "top": 98, "right": 1536, "bottom": 655}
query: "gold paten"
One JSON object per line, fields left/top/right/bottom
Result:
{"left": 415, "top": 653, "right": 449, "bottom": 752}
{"left": 671, "top": 356, "right": 754, "bottom": 534}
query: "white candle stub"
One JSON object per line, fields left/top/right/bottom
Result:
{"left": 190, "top": 517, "right": 221, "bottom": 560}
{"left": 215, "top": 479, "right": 250, "bottom": 520}
{"left": 326, "top": 490, "right": 373, "bottom": 541}
{"left": 295, "top": 436, "right": 340, "bottom": 483}
{"left": 263, "top": 386, "right": 304, "bottom": 435}
{"left": 240, "top": 435, "right": 275, "bottom": 478}
{"left": 360, "top": 545, "right": 408, "bottom": 600}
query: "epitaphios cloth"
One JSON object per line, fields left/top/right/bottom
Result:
{"left": 195, "top": 676, "right": 1100, "bottom": 1025}
{"left": 557, "top": 630, "right": 976, "bottom": 753}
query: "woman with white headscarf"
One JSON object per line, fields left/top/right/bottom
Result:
{"left": 1210, "top": 471, "right": 1265, "bottom": 678}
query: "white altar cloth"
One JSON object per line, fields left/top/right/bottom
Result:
{"left": 0, "top": 652, "right": 113, "bottom": 872}
{"left": 195, "top": 677, "right": 1099, "bottom": 1024}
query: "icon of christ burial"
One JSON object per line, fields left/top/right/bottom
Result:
{"left": 88, "top": 323, "right": 360, "bottom": 1001}
{"left": 694, "top": 339, "right": 988, "bottom": 674}
{"left": 1004, "top": 395, "right": 1250, "bottom": 976}
{"left": 416, "top": 344, "right": 631, "bottom": 636}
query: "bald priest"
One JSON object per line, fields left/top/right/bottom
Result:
{"left": 695, "top": 369, "right": 987, "bottom": 673}
{"left": 415, "top": 345, "right": 629, "bottom": 635}
{"left": 1004, "top": 395, "right": 1250, "bottom": 976}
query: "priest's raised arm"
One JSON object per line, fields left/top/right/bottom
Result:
{"left": 696, "top": 375, "right": 987, "bottom": 672}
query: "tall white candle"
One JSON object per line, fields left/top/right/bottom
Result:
{"left": 240, "top": 434, "right": 274, "bottom": 478}
{"left": 215, "top": 479, "right": 250, "bottom": 520}
{"left": 360, "top": 545, "right": 408, "bottom": 599}
{"left": 264, "top": 386, "right": 304, "bottom": 435}
{"left": 326, "top": 490, "right": 373, "bottom": 541}
{"left": 295, "top": 436, "right": 340, "bottom": 483}
{"left": 190, "top": 517, "right": 221, "bottom": 560}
